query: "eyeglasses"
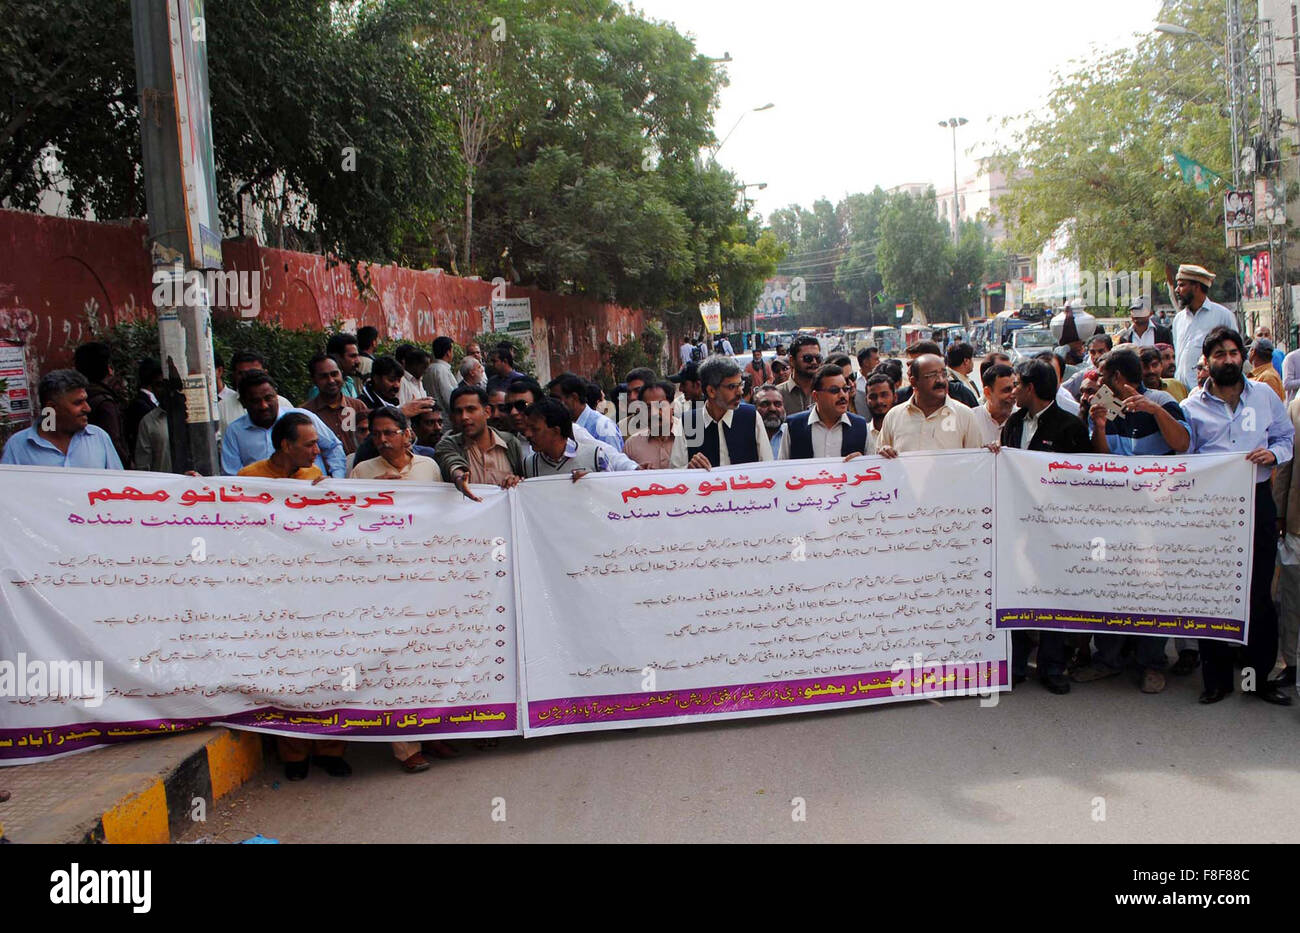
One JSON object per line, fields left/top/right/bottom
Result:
{"left": 507, "top": 400, "right": 531, "bottom": 411}
{"left": 800, "top": 354, "right": 822, "bottom": 363}
{"left": 817, "top": 385, "right": 851, "bottom": 395}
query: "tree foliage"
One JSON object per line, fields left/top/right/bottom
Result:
{"left": 1, "top": 0, "right": 776, "bottom": 319}
{"left": 990, "top": 0, "right": 1246, "bottom": 288}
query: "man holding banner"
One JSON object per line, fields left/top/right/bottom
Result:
{"left": 1073, "top": 347, "right": 1189, "bottom": 694}
{"left": 238, "top": 413, "right": 351, "bottom": 780}
{"left": 778, "top": 364, "right": 869, "bottom": 460}
{"left": 1182, "top": 327, "right": 1294, "bottom": 706}
{"left": 672, "top": 356, "right": 773, "bottom": 469}
{"left": 1001, "top": 358, "right": 1092, "bottom": 693}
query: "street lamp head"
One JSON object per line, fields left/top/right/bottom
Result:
{"left": 754, "top": 103, "right": 775, "bottom": 112}
{"left": 1155, "top": 22, "right": 1192, "bottom": 36}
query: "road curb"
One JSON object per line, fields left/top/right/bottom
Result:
{"left": 81, "top": 729, "right": 264, "bottom": 844}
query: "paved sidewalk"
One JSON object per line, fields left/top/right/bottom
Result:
{"left": 1, "top": 728, "right": 262, "bottom": 843}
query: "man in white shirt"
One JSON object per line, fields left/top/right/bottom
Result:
{"left": 1171, "top": 262, "right": 1237, "bottom": 390}
{"left": 394, "top": 345, "right": 431, "bottom": 406}
{"left": 860, "top": 371, "right": 896, "bottom": 454}
{"left": 670, "top": 356, "right": 773, "bottom": 468}
{"left": 422, "top": 336, "right": 459, "bottom": 414}
{"left": 973, "top": 362, "right": 1015, "bottom": 446}
{"left": 877, "top": 354, "right": 984, "bottom": 456}
{"left": 680, "top": 338, "right": 696, "bottom": 367}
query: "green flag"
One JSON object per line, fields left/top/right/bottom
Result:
{"left": 1174, "top": 151, "right": 1221, "bottom": 191}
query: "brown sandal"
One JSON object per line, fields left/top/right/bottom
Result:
{"left": 401, "top": 753, "right": 431, "bottom": 773}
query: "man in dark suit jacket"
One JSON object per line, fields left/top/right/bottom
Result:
{"left": 1116, "top": 299, "right": 1172, "bottom": 346}
{"left": 1000, "top": 358, "right": 1091, "bottom": 695}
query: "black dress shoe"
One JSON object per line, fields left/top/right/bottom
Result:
{"left": 284, "top": 759, "right": 309, "bottom": 781}
{"left": 1269, "top": 668, "right": 1297, "bottom": 688}
{"left": 1198, "top": 687, "right": 1233, "bottom": 704}
{"left": 1170, "top": 650, "right": 1200, "bottom": 675}
{"left": 1251, "top": 685, "right": 1294, "bottom": 706}
{"left": 312, "top": 754, "right": 352, "bottom": 777}
{"left": 1040, "top": 673, "right": 1070, "bottom": 695}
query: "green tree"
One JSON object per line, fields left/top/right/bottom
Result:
{"left": 836, "top": 188, "right": 893, "bottom": 325}
{"left": 877, "top": 189, "right": 949, "bottom": 319}
{"left": 0, "top": 0, "right": 140, "bottom": 217}
{"left": 990, "top": 0, "right": 1243, "bottom": 290}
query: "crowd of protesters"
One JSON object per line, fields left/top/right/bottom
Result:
{"left": 5, "top": 262, "right": 1300, "bottom": 776}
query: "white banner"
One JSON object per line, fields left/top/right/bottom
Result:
{"left": 995, "top": 450, "right": 1254, "bottom": 643}
{"left": 514, "top": 452, "right": 1008, "bottom": 736}
{"left": 0, "top": 467, "right": 519, "bottom": 763}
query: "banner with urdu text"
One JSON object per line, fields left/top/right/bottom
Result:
{"left": 514, "top": 451, "right": 1009, "bottom": 735}
{"left": 0, "top": 466, "right": 519, "bottom": 764}
{"left": 995, "top": 450, "right": 1253, "bottom": 643}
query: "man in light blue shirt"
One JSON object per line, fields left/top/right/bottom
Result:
{"left": 1171, "top": 263, "right": 1237, "bottom": 390}
{"left": 221, "top": 372, "right": 345, "bottom": 477}
{"left": 2, "top": 370, "right": 123, "bottom": 470}
{"left": 552, "top": 373, "right": 624, "bottom": 451}
{"left": 1181, "top": 325, "right": 1294, "bottom": 708}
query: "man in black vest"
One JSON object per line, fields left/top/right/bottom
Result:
{"left": 1001, "top": 358, "right": 1091, "bottom": 695}
{"left": 779, "top": 364, "right": 869, "bottom": 460}
{"left": 670, "top": 356, "right": 774, "bottom": 469}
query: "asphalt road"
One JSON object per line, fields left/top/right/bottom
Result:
{"left": 178, "top": 669, "right": 1300, "bottom": 844}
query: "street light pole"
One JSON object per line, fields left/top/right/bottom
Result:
{"left": 713, "top": 103, "right": 776, "bottom": 158}
{"left": 938, "top": 117, "right": 968, "bottom": 246}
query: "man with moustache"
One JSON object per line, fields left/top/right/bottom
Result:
{"left": 1181, "top": 326, "right": 1295, "bottom": 706}
{"left": 672, "top": 356, "right": 773, "bottom": 469}
{"left": 877, "top": 353, "right": 983, "bottom": 456}
{"left": 623, "top": 381, "right": 678, "bottom": 470}
{"left": 779, "top": 364, "right": 869, "bottom": 460}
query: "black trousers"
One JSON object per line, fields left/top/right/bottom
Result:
{"left": 1012, "top": 630, "right": 1068, "bottom": 679}
{"left": 1200, "top": 482, "right": 1278, "bottom": 693}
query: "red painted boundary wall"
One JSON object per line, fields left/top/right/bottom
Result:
{"left": 0, "top": 209, "right": 643, "bottom": 382}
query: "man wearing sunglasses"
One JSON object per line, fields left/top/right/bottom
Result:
{"left": 779, "top": 364, "right": 869, "bottom": 460}
{"left": 778, "top": 335, "right": 822, "bottom": 415}
{"left": 505, "top": 377, "right": 639, "bottom": 470}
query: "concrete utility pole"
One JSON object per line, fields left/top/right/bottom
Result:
{"left": 939, "top": 117, "right": 969, "bottom": 325}
{"left": 130, "top": 0, "right": 221, "bottom": 474}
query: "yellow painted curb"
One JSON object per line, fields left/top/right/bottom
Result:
{"left": 207, "top": 729, "right": 263, "bottom": 801}
{"left": 101, "top": 779, "right": 169, "bottom": 845}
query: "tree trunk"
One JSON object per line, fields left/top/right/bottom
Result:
{"left": 463, "top": 171, "right": 474, "bottom": 275}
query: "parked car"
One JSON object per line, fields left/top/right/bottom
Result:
{"left": 1008, "top": 325, "right": 1057, "bottom": 363}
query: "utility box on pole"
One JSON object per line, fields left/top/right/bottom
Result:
{"left": 130, "top": 0, "right": 222, "bottom": 474}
